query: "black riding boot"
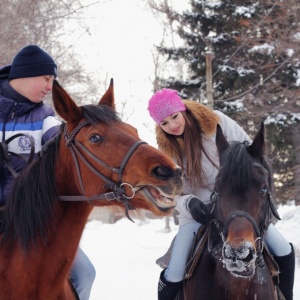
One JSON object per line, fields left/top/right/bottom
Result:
{"left": 273, "top": 244, "right": 295, "bottom": 300}
{"left": 158, "top": 269, "right": 182, "bottom": 300}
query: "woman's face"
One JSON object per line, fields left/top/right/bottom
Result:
{"left": 159, "top": 112, "right": 186, "bottom": 136}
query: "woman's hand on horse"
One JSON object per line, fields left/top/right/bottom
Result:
{"left": 188, "top": 197, "right": 212, "bottom": 224}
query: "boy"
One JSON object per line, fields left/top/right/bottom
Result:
{"left": 0, "top": 45, "right": 96, "bottom": 300}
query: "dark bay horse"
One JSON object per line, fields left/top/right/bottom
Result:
{"left": 0, "top": 79, "right": 183, "bottom": 299}
{"left": 182, "top": 123, "right": 281, "bottom": 300}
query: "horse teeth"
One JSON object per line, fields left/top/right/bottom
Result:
{"left": 162, "top": 197, "right": 173, "bottom": 203}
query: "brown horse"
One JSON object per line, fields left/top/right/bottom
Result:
{"left": 182, "top": 123, "right": 281, "bottom": 300}
{"left": 0, "top": 79, "right": 183, "bottom": 299}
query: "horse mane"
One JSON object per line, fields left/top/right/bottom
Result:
{"left": 216, "top": 141, "right": 273, "bottom": 195}
{"left": 0, "top": 129, "right": 60, "bottom": 250}
{"left": 0, "top": 104, "right": 120, "bottom": 251}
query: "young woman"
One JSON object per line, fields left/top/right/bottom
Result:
{"left": 147, "top": 88, "right": 295, "bottom": 300}
{"left": 0, "top": 45, "right": 96, "bottom": 300}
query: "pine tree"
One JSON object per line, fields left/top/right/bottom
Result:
{"left": 151, "top": 0, "right": 300, "bottom": 203}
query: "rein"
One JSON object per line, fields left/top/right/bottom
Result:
{"left": 59, "top": 121, "right": 146, "bottom": 222}
{"left": 0, "top": 133, "right": 35, "bottom": 178}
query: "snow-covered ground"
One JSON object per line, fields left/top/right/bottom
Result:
{"left": 80, "top": 203, "right": 300, "bottom": 300}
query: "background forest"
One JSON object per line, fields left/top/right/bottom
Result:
{"left": 150, "top": 0, "right": 300, "bottom": 205}
{"left": 1, "top": 0, "right": 299, "bottom": 205}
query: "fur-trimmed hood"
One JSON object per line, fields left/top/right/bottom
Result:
{"left": 155, "top": 100, "right": 220, "bottom": 157}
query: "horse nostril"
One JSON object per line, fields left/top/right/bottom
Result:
{"left": 244, "top": 250, "right": 255, "bottom": 263}
{"left": 175, "top": 167, "right": 182, "bottom": 177}
{"left": 152, "top": 166, "right": 182, "bottom": 179}
{"left": 153, "top": 166, "right": 181, "bottom": 179}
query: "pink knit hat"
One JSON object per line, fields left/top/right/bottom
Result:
{"left": 147, "top": 88, "right": 186, "bottom": 124}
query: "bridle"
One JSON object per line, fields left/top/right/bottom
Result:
{"left": 58, "top": 121, "right": 146, "bottom": 221}
{"left": 208, "top": 179, "right": 281, "bottom": 267}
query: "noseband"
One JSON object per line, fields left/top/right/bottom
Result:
{"left": 59, "top": 121, "right": 146, "bottom": 221}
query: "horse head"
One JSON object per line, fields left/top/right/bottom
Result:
{"left": 52, "top": 79, "right": 183, "bottom": 219}
{"left": 0, "top": 79, "right": 183, "bottom": 299}
{"left": 209, "top": 123, "right": 280, "bottom": 278}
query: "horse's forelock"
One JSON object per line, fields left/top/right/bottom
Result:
{"left": 82, "top": 104, "right": 119, "bottom": 124}
{"left": 217, "top": 142, "right": 272, "bottom": 194}
{"left": 217, "top": 142, "right": 254, "bottom": 194}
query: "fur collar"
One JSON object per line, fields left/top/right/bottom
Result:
{"left": 155, "top": 100, "right": 220, "bottom": 157}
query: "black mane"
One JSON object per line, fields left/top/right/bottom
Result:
{"left": 0, "top": 131, "right": 60, "bottom": 250}
{"left": 82, "top": 104, "right": 119, "bottom": 124}
{"left": 0, "top": 104, "right": 120, "bottom": 250}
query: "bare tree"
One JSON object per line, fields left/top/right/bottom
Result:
{"left": 0, "top": 0, "right": 102, "bottom": 104}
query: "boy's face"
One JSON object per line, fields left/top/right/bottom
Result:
{"left": 10, "top": 75, "right": 55, "bottom": 103}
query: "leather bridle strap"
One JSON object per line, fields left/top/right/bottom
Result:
{"left": 59, "top": 121, "right": 147, "bottom": 203}
{"left": 59, "top": 140, "right": 146, "bottom": 202}
{"left": 222, "top": 210, "right": 261, "bottom": 238}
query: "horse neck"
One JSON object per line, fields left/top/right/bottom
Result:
{"left": 0, "top": 202, "right": 93, "bottom": 299}
{"left": 36, "top": 202, "right": 92, "bottom": 275}
{"left": 52, "top": 201, "right": 92, "bottom": 243}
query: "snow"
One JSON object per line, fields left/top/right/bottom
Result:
{"left": 296, "top": 70, "right": 300, "bottom": 87}
{"left": 80, "top": 203, "right": 300, "bottom": 300}
{"left": 222, "top": 240, "right": 257, "bottom": 276}
{"left": 64, "top": 3, "right": 300, "bottom": 298}
{"left": 265, "top": 113, "right": 300, "bottom": 126}
{"left": 237, "top": 66, "right": 255, "bottom": 77}
{"left": 248, "top": 43, "right": 275, "bottom": 55}
{"left": 234, "top": 5, "right": 256, "bottom": 18}
{"left": 293, "top": 33, "right": 300, "bottom": 41}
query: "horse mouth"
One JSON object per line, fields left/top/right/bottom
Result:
{"left": 223, "top": 258, "right": 255, "bottom": 278}
{"left": 140, "top": 185, "right": 177, "bottom": 211}
{"left": 222, "top": 242, "right": 256, "bottom": 278}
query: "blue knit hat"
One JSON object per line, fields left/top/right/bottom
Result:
{"left": 8, "top": 45, "right": 57, "bottom": 79}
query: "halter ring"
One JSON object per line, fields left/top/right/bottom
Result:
{"left": 120, "top": 183, "right": 135, "bottom": 199}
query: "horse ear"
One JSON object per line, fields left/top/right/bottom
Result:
{"left": 248, "top": 122, "right": 265, "bottom": 159}
{"left": 215, "top": 124, "right": 229, "bottom": 157}
{"left": 99, "top": 78, "right": 115, "bottom": 111}
{"left": 52, "top": 80, "right": 82, "bottom": 122}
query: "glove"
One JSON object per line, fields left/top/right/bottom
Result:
{"left": 188, "top": 197, "right": 212, "bottom": 224}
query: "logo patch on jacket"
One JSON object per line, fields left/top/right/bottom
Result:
{"left": 18, "top": 135, "right": 35, "bottom": 151}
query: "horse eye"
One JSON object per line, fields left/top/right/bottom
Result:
{"left": 89, "top": 134, "right": 103, "bottom": 143}
{"left": 259, "top": 187, "right": 268, "bottom": 196}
